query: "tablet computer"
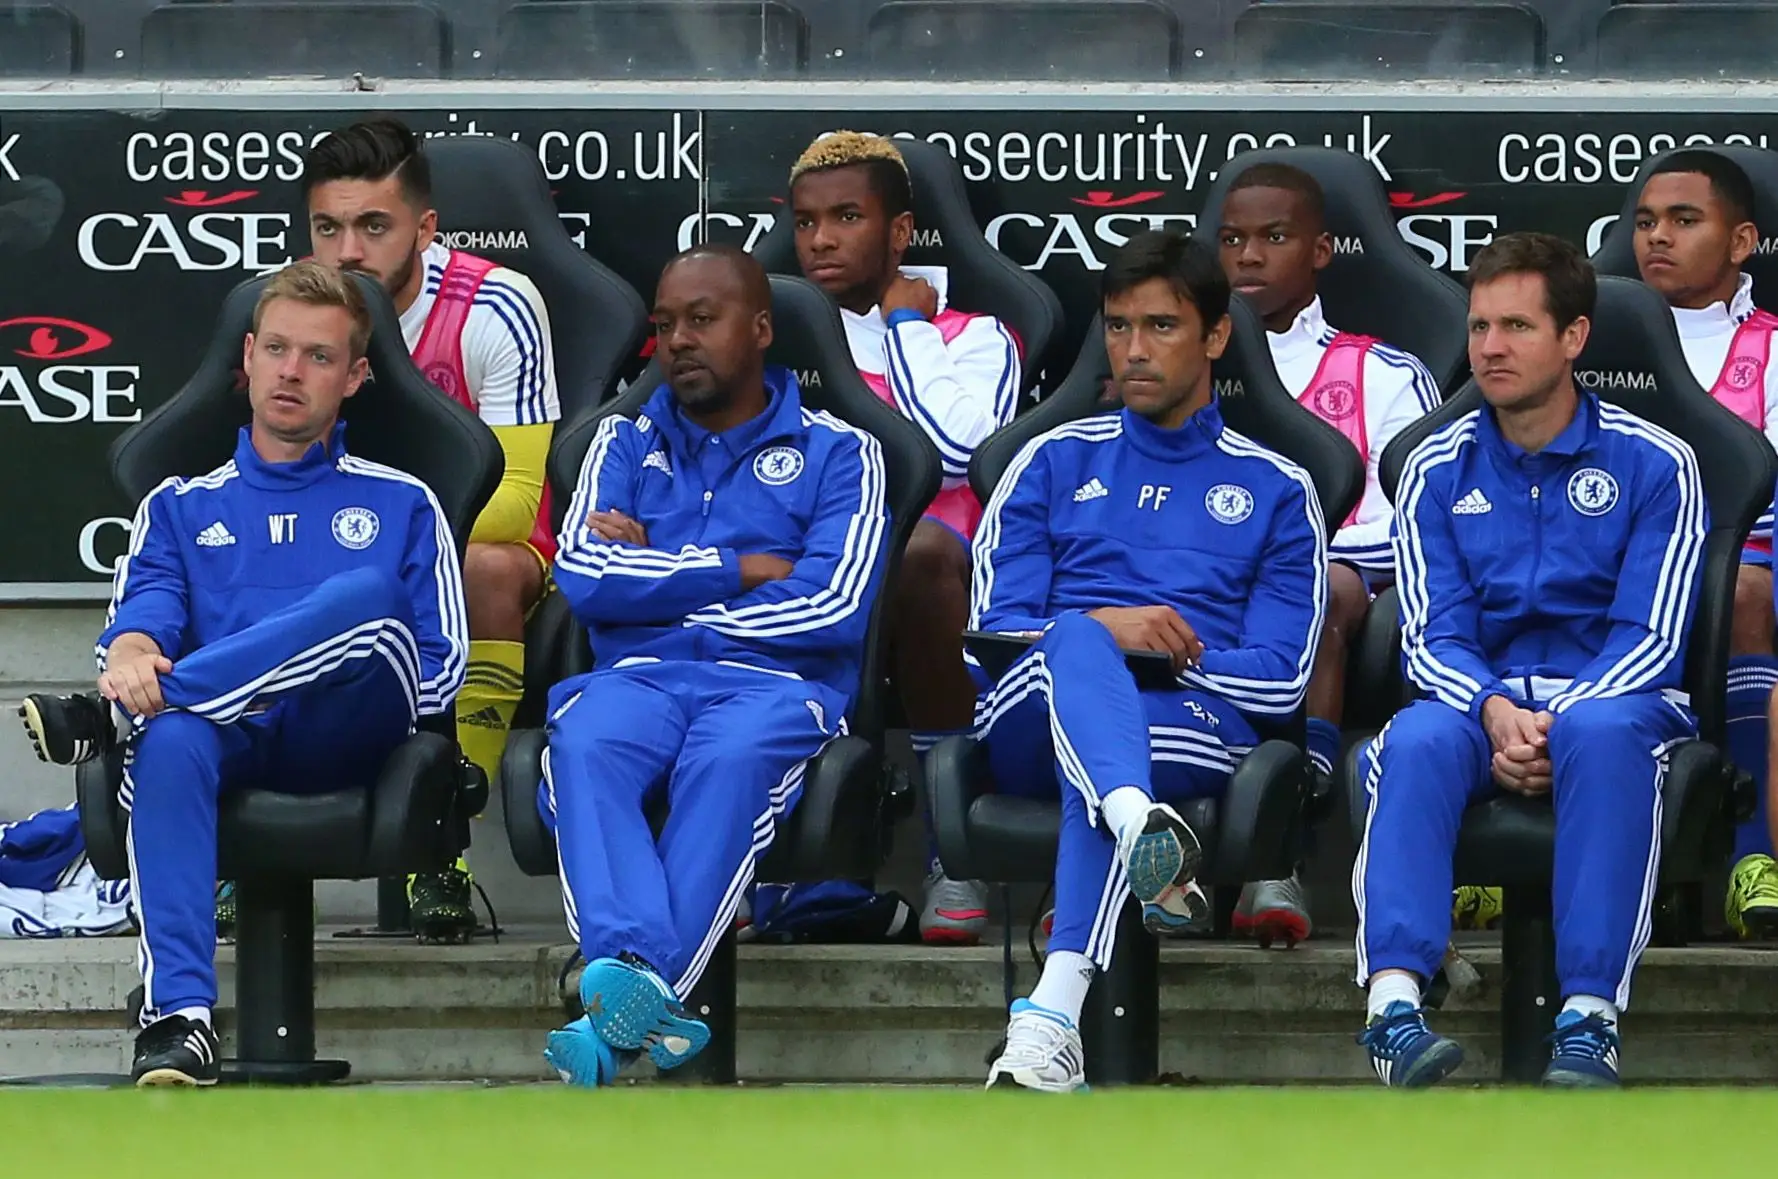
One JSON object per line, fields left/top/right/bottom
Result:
{"left": 963, "top": 629, "right": 1180, "bottom": 692}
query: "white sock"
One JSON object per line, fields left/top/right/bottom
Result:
{"left": 1562, "top": 994, "right": 1619, "bottom": 1026}
{"left": 170, "top": 1005, "right": 212, "bottom": 1029}
{"left": 1027, "top": 950, "right": 1095, "bottom": 1025}
{"left": 1366, "top": 973, "right": 1422, "bottom": 1021}
{"left": 1100, "top": 786, "right": 1154, "bottom": 841}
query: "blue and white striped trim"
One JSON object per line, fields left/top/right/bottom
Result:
{"left": 1329, "top": 537, "right": 1396, "bottom": 574}
{"left": 425, "top": 260, "right": 554, "bottom": 426}
{"left": 177, "top": 616, "right": 423, "bottom": 725}
{"left": 97, "top": 463, "right": 240, "bottom": 670}
{"left": 684, "top": 411, "right": 887, "bottom": 640}
{"left": 1315, "top": 327, "right": 1443, "bottom": 414}
{"left": 1546, "top": 406, "right": 1705, "bottom": 714}
{"left": 555, "top": 415, "right": 730, "bottom": 584}
{"left": 970, "top": 415, "right": 1125, "bottom": 631}
{"left": 1619, "top": 736, "right": 1685, "bottom": 1009}
{"left": 885, "top": 317, "right": 1021, "bottom": 479}
{"left": 1393, "top": 413, "right": 1489, "bottom": 713}
{"left": 1173, "top": 429, "right": 1326, "bottom": 717}
{"left": 337, "top": 456, "right": 468, "bottom": 714}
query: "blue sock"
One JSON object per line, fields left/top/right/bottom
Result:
{"left": 1305, "top": 717, "right": 1341, "bottom": 779}
{"left": 1728, "top": 655, "right": 1778, "bottom": 862}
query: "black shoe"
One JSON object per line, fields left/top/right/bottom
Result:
{"left": 409, "top": 866, "right": 476, "bottom": 944}
{"left": 18, "top": 692, "right": 118, "bottom": 766}
{"left": 132, "top": 1015, "right": 220, "bottom": 1087}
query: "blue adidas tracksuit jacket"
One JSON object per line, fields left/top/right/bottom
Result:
{"left": 542, "top": 368, "right": 890, "bottom": 993}
{"left": 969, "top": 399, "right": 1326, "bottom": 966}
{"left": 100, "top": 424, "right": 468, "bottom": 1023}
{"left": 1357, "top": 392, "right": 1707, "bottom": 1008}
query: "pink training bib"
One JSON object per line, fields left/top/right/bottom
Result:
{"left": 412, "top": 250, "right": 559, "bottom": 562}
{"left": 1298, "top": 331, "right": 1378, "bottom": 530}
{"left": 1710, "top": 309, "right": 1778, "bottom": 556}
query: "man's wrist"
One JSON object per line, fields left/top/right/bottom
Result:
{"left": 884, "top": 308, "right": 929, "bottom": 330}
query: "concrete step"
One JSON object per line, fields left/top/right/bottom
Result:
{"left": 4, "top": 930, "right": 1778, "bottom": 1084}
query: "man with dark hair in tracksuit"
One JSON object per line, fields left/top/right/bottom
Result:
{"left": 19, "top": 261, "right": 468, "bottom": 1087}
{"left": 975, "top": 229, "right": 1327, "bottom": 1092}
{"left": 1354, "top": 233, "right": 1707, "bottom": 1090}
{"left": 539, "top": 245, "right": 890, "bottom": 1088}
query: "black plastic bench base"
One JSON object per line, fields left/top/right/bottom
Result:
{"left": 221, "top": 1059, "right": 351, "bottom": 1086}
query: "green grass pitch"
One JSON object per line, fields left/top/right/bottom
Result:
{"left": 0, "top": 1087, "right": 1768, "bottom": 1177}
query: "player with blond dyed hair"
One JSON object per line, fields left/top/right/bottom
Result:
{"left": 769, "top": 130, "right": 1022, "bottom": 945}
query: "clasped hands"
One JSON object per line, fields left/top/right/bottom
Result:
{"left": 1481, "top": 695, "right": 1555, "bottom": 796}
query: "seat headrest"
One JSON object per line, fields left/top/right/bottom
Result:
{"left": 751, "top": 137, "right": 1063, "bottom": 385}
{"left": 109, "top": 271, "right": 501, "bottom": 552}
{"left": 1380, "top": 277, "right": 1771, "bottom": 513}
{"left": 550, "top": 275, "right": 942, "bottom": 526}
{"left": 1195, "top": 146, "right": 1470, "bottom": 391}
{"left": 1591, "top": 144, "right": 1778, "bottom": 313}
{"left": 970, "top": 294, "right": 1364, "bottom": 530}
{"left": 419, "top": 135, "right": 649, "bottom": 418}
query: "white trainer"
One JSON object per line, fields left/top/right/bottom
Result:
{"left": 986, "top": 999, "right": 1087, "bottom": 1093}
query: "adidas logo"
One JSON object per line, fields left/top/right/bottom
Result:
{"left": 195, "top": 521, "right": 236, "bottom": 547}
{"left": 459, "top": 706, "right": 504, "bottom": 728}
{"left": 1451, "top": 489, "right": 1492, "bottom": 516}
{"left": 1073, "top": 478, "right": 1110, "bottom": 503}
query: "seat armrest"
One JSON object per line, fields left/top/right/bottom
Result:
{"left": 929, "top": 734, "right": 993, "bottom": 882}
{"left": 759, "top": 734, "right": 878, "bottom": 882}
{"left": 1345, "top": 585, "right": 1404, "bottom": 730}
{"left": 1340, "top": 732, "right": 1379, "bottom": 847}
{"left": 1658, "top": 739, "right": 1730, "bottom": 884}
{"left": 76, "top": 748, "right": 129, "bottom": 881}
{"left": 365, "top": 731, "right": 461, "bottom": 872}
{"left": 501, "top": 727, "right": 555, "bottom": 876}
{"left": 1203, "top": 739, "right": 1305, "bottom": 883}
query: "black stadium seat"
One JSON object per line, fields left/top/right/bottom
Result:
{"left": 495, "top": 1, "right": 809, "bottom": 78}
{"left": 0, "top": 3, "right": 80, "bottom": 75}
{"left": 752, "top": 136, "right": 1065, "bottom": 394}
{"left": 1598, "top": 3, "right": 1778, "bottom": 80}
{"left": 1342, "top": 277, "right": 1774, "bottom": 1081}
{"left": 1194, "top": 145, "right": 1471, "bottom": 393}
{"left": 139, "top": 1, "right": 449, "bottom": 78}
{"left": 78, "top": 272, "right": 503, "bottom": 1085}
{"left": 930, "top": 295, "right": 1363, "bottom": 1086}
{"left": 1232, "top": 2, "right": 1546, "bottom": 79}
{"left": 502, "top": 275, "right": 941, "bottom": 1085}
{"left": 418, "top": 134, "right": 651, "bottom": 730}
{"left": 1592, "top": 145, "right": 1778, "bottom": 312}
{"left": 865, "top": 0, "right": 1183, "bottom": 81}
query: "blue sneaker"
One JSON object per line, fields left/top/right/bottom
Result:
{"left": 1141, "top": 879, "right": 1212, "bottom": 937}
{"left": 543, "top": 1016, "right": 637, "bottom": 1088}
{"left": 1358, "top": 1000, "right": 1465, "bottom": 1088}
{"left": 1115, "top": 803, "right": 1203, "bottom": 910}
{"left": 1543, "top": 1010, "right": 1621, "bottom": 1088}
{"left": 579, "top": 956, "right": 711, "bottom": 1071}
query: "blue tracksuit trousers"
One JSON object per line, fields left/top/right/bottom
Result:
{"left": 541, "top": 660, "right": 846, "bottom": 998}
{"left": 127, "top": 567, "right": 421, "bottom": 1023}
{"left": 1353, "top": 694, "right": 1695, "bottom": 1009}
{"left": 973, "top": 612, "right": 1256, "bottom": 969}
